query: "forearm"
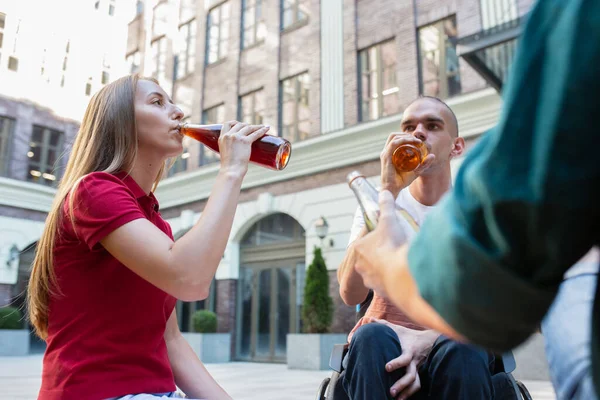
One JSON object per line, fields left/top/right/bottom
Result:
{"left": 170, "top": 170, "right": 243, "bottom": 298}
{"left": 166, "top": 333, "right": 232, "bottom": 400}
{"left": 338, "top": 228, "right": 370, "bottom": 305}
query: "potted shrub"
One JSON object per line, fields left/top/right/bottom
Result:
{"left": 181, "top": 310, "right": 231, "bottom": 363}
{"left": 287, "top": 247, "right": 346, "bottom": 370}
{"left": 0, "top": 306, "right": 30, "bottom": 356}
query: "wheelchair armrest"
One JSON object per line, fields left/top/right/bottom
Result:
{"left": 501, "top": 351, "right": 517, "bottom": 373}
{"left": 329, "top": 343, "right": 349, "bottom": 373}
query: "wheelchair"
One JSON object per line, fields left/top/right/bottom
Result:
{"left": 316, "top": 291, "right": 533, "bottom": 400}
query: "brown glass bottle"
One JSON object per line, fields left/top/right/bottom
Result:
{"left": 179, "top": 123, "right": 292, "bottom": 171}
{"left": 392, "top": 142, "right": 428, "bottom": 172}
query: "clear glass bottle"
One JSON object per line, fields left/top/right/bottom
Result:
{"left": 347, "top": 171, "right": 419, "bottom": 232}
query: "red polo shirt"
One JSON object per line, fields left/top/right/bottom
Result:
{"left": 39, "top": 172, "right": 177, "bottom": 400}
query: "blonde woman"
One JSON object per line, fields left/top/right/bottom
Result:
{"left": 27, "top": 75, "right": 269, "bottom": 400}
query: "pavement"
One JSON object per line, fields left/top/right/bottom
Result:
{"left": 0, "top": 354, "right": 556, "bottom": 399}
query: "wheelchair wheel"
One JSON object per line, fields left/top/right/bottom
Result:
{"left": 316, "top": 377, "right": 330, "bottom": 400}
{"left": 517, "top": 380, "right": 533, "bottom": 400}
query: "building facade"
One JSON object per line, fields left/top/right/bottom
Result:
{"left": 1, "top": 0, "right": 533, "bottom": 362}
{"left": 0, "top": 0, "right": 135, "bottom": 309}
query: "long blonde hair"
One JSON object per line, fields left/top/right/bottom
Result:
{"left": 27, "top": 74, "right": 166, "bottom": 339}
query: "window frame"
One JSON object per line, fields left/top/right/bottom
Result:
{"left": 279, "top": 72, "right": 311, "bottom": 143}
{"left": 239, "top": 89, "right": 264, "bottom": 125}
{"left": 205, "top": 1, "right": 230, "bottom": 65}
{"left": 177, "top": 18, "right": 197, "bottom": 79}
{"left": 241, "top": 0, "right": 265, "bottom": 49}
{"left": 26, "top": 125, "right": 64, "bottom": 186}
{"left": 0, "top": 116, "right": 15, "bottom": 177}
{"left": 417, "top": 15, "right": 462, "bottom": 99}
{"left": 199, "top": 103, "right": 225, "bottom": 166}
{"left": 357, "top": 38, "right": 401, "bottom": 122}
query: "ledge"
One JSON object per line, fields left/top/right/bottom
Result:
{"left": 155, "top": 88, "right": 502, "bottom": 209}
{"left": 0, "top": 177, "right": 56, "bottom": 213}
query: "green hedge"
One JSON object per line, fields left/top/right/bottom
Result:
{"left": 192, "top": 310, "right": 217, "bottom": 333}
{"left": 0, "top": 306, "right": 23, "bottom": 330}
{"left": 302, "top": 247, "right": 333, "bottom": 333}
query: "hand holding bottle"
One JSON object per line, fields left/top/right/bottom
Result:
{"left": 380, "top": 133, "right": 435, "bottom": 198}
{"left": 352, "top": 190, "right": 412, "bottom": 299}
{"left": 179, "top": 122, "right": 290, "bottom": 171}
{"left": 218, "top": 121, "right": 270, "bottom": 175}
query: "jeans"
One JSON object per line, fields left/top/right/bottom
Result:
{"left": 111, "top": 392, "right": 193, "bottom": 399}
{"left": 340, "top": 323, "right": 507, "bottom": 400}
{"left": 542, "top": 273, "right": 598, "bottom": 400}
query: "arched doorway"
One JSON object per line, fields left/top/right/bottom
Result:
{"left": 236, "top": 213, "right": 306, "bottom": 362}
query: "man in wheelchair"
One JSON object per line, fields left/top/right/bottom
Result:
{"left": 336, "top": 97, "right": 523, "bottom": 400}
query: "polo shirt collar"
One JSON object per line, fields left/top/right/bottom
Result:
{"left": 114, "top": 172, "right": 160, "bottom": 212}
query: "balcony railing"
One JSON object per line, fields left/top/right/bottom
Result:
{"left": 457, "top": 13, "right": 523, "bottom": 91}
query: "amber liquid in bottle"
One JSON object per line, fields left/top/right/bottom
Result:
{"left": 392, "top": 142, "right": 428, "bottom": 172}
{"left": 179, "top": 123, "right": 292, "bottom": 171}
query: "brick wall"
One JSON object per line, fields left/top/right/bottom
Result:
{"left": 161, "top": 158, "right": 381, "bottom": 218}
{"left": 0, "top": 205, "right": 47, "bottom": 222}
{"left": 216, "top": 278, "right": 237, "bottom": 356}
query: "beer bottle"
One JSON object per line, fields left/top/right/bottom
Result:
{"left": 347, "top": 171, "right": 419, "bottom": 232}
{"left": 179, "top": 123, "right": 292, "bottom": 171}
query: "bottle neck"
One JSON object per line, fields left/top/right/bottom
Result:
{"left": 349, "top": 176, "right": 379, "bottom": 201}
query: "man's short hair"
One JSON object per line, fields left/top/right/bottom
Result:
{"left": 407, "top": 96, "right": 459, "bottom": 137}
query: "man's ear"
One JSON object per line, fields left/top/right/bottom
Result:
{"left": 450, "top": 137, "right": 465, "bottom": 158}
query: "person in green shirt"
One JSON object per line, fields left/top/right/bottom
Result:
{"left": 350, "top": 0, "right": 600, "bottom": 395}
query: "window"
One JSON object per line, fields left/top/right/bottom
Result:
{"left": 280, "top": 72, "right": 310, "bottom": 142}
{"left": 136, "top": 0, "right": 144, "bottom": 15}
{"left": 7, "top": 19, "right": 21, "bottom": 70}
{"left": 8, "top": 56, "right": 18, "bottom": 71}
{"left": 419, "top": 17, "right": 461, "bottom": 98}
{"left": 358, "top": 39, "right": 400, "bottom": 122}
{"left": 242, "top": 0, "right": 265, "bottom": 48}
{"left": 169, "top": 145, "right": 189, "bottom": 176}
{"left": 101, "top": 71, "right": 110, "bottom": 85}
{"left": 94, "top": 1, "right": 100, "bottom": 10}
{"left": 0, "top": 116, "right": 15, "bottom": 176}
{"left": 153, "top": 1, "right": 170, "bottom": 38}
{"left": 200, "top": 104, "right": 224, "bottom": 166}
{"left": 27, "top": 126, "right": 63, "bottom": 186}
{"left": 108, "top": 0, "right": 115, "bottom": 16}
{"left": 168, "top": 146, "right": 189, "bottom": 176}
{"left": 480, "top": 0, "right": 518, "bottom": 29}
{"left": 239, "top": 89, "right": 264, "bottom": 125}
{"left": 281, "top": 0, "right": 308, "bottom": 30}
{"left": 0, "top": 13, "right": 5, "bottom": 51}
{"left": 179, "top": 0, "right": 195, "bottom": 22}
{"left": 126, "top": 51, "right": 141, "bottom": 74}
{"left": 150, "top": 36, "right": 167, "bottom": 79}
{"left": 177, "top": 19, "right": 196, "bottom": 78}
{"left": 40, "top": 49, "right": 49, "bottom": 81}
{"left": 206, "top": 2, "right": 230, "bottom": 64}
{"left": 85, "top": 78, "right": 92, "bottom": 95}
{"left": 169, "top": 117, "right": 190, "bottom": 176}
